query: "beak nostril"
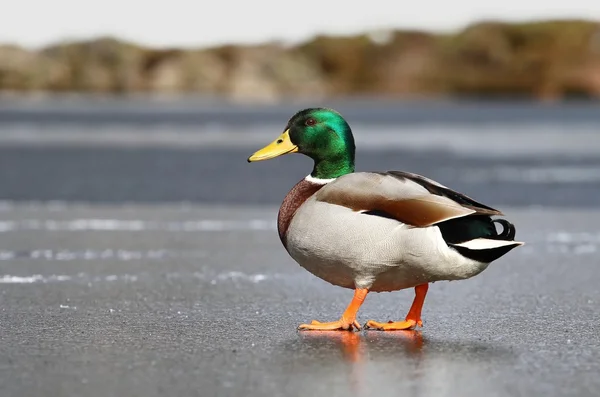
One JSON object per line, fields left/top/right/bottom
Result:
{"left": 277, "top": 139, "right": 283, "bottom": 144}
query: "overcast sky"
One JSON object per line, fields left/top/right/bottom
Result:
{"left": 3, "top": 0, "right": 600, "bottom": 49}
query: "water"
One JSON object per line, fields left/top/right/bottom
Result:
{"left": 0, "top": 97, "right": 599, "bottom": 206}
{"left": 0, "top": 96, "right": 599, "bottom": 397}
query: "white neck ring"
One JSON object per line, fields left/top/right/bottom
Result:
{"left": 305, "top": 174, "right": 336, "bottom": 185}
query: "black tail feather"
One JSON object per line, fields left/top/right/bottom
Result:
{"left": 440, "top": 215, "right": 520, "bottom": 263}
{"left": 438, "top": 215, "right": 519, "bottom": 245}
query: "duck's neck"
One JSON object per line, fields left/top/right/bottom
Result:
{"left": 310, "top": 155, "right": 354, "bottom": 180}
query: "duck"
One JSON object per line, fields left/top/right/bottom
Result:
{"left": 247, "top": 108, "right": 523, "bottom": 331}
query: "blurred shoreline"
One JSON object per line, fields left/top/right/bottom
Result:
{"left": 1, "top": 19, "right": 600, "bottom": 102}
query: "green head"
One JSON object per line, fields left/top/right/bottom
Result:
{"left": 247, "top": 108, "right": 356, "bottom": 179}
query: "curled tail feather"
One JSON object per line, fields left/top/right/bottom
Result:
{"left": 492, "top": 219, "right": 516, "bottom": 241}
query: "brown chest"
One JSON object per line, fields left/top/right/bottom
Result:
{"left": 277, "top": 179, "right": 324, "bottom": 247}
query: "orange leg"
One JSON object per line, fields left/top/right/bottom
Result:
{"left": 365, "top": 283, "right": 429, "bottom": 331}
{"left": 298, "top": 288, "right": 368, "bottom": 331}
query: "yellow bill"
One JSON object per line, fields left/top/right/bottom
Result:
{"left": 247, "top": 130, "right": 298, "bottom": 162}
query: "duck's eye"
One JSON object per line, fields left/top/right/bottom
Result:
{"left": 305, "top": 118, "right": 316, "bottom": 126}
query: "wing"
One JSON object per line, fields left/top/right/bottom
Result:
{"left": 315, "top": 171, "right": 502, "bottom": 227}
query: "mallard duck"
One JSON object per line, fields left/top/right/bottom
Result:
{"left": 247, "top": 108, "right": 523, "bottom": 331}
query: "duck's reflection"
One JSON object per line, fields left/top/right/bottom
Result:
{"left": 299, "top": 329, "right": 425, "bottom": 362}
{"left": 291, "top": 330, "right": 513, "bottom": 396}
{"left": 298, "top": 330, "right": 426, "bottom": 394}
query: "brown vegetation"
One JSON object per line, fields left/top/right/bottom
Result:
{"left": 1, "top": 20, "right": 600, "bottom": 101}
